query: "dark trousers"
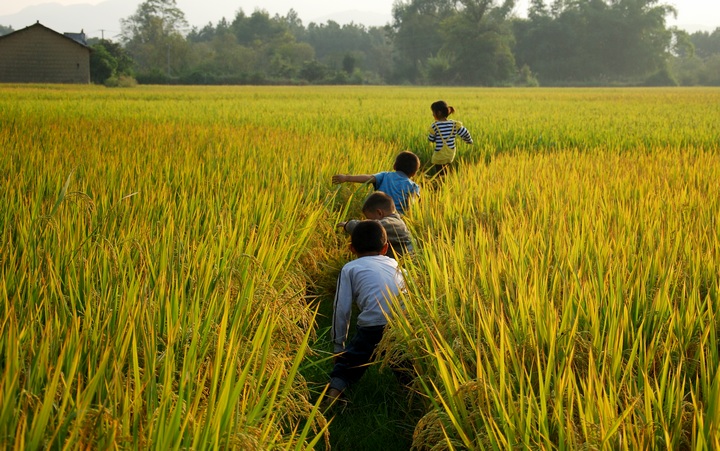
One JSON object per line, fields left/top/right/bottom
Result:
{"left": 329, "top": 324, "right": 386, "bottom": 391}
{"left": 432, "top": 163, "right": 449, "bottom": 177}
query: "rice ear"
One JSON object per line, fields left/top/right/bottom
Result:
{"left": 50, "top": 168, "right": 75, "bottom": 217}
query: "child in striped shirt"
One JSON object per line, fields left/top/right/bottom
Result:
{"left": 428, "top": 100, "right": 473, "bottom": 177}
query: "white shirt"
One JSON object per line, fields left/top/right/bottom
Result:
{"left": 331, "top": 255, "right": 406, "bottom": 353}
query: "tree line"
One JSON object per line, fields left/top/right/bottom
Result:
{"left": 2, "top": 0, "right": 719, "bottom": 86}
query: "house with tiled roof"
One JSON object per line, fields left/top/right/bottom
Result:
{"left": 0, "top": 21, "right": 90, "bottom": 83}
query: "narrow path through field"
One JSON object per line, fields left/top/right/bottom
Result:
{"left": 301, "top": 289, "right": 422, "bottom": 450}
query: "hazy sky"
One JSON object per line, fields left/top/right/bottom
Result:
{"left": 2, "top": 0, "right": 718, "bottom": 30}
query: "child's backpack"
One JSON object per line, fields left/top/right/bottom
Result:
{"left": 430, "top": 121, "right": 460, "bottom": 165}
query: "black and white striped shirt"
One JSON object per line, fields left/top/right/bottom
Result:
{"left": 428, "top": 120, "right": 473, "bottom": 151}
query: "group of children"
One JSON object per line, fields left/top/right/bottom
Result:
{"left": 323, "top": 100, "right": 473, "bottom": 406}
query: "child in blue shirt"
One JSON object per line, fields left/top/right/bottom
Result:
{"left": 332, "top": 151, "right": 421, "bottom": 215}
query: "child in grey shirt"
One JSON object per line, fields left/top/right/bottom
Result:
{"left": 338, "top": 191, "right": 414, "bottom": 259}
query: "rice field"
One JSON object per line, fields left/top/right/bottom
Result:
{"left": 1, "top": 85, "right": 719, "bottom": 449}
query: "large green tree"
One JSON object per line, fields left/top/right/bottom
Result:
{"left": 186, "top": 18, "right": 258, "bottom": 79}
{"left": 390, "top": 0, "right": 517, "bottom": 85}
{"left": 514, "top": 0, "right": 675, "bottom": 84}
{"left": 120, "top": 0, "right": 189, "bottom": 76}
{"left": 88, "top": 38, "right": 134, "bottom": 84}
{"left": 229, "top": 10, "right": 314, "bottom": 79}
{"left": 670, "top": 27, "right": 720, "bottom": 86}
{"left": 439, "top": 0, "right": 517, "bottom": 85}
{"left": 301, "top": 21, "right": 391, "bottom": 81}
{"left": 390, "top": 0, "right": 450, "bottom": 83}
{"left": 183, "top": 10, "right": 318, "bottom": 83}
{"left": 90, "top": 44, "right": 117, "bottom": 83}
{"left": 690, "top": 28, "right": 720, "bottom": 58}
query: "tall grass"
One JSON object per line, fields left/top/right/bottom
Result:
{"left": 0, "top": 85, "right": 347, "bottom": 448}
{"left": 1, "top": 85, "right": 719, "bottom": 449}
{"left": 388, "top": 148, "right": 719, "bottom": 449}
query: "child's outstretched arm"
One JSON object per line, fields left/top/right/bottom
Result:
{"left": 458, "top": 125, "right": 473, "bottom": 144}
{"left": 340, "top": 219, "right": 361, "bottom": 233}
{"left": 332, "top": 174, "right": 375, "bottom": 184}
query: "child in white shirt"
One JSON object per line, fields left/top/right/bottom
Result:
{"left": 325, "top": 220, "right": 407, "bottom": 404}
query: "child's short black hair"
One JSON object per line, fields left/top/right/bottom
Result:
{"left": 351, "top": 220, "right": 388, "bottom": 254}
{"left": 362, "top": 191, "right": 395, "bottom": 214}
{"left": 394, "top": 151, "right": 421, "bottom": 177}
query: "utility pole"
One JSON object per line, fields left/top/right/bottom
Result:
{"left": 98, "top": 29, "right": 114, "bottom": 40}
{"left": 167, "top": 45, "right": 170, "bottom": 77}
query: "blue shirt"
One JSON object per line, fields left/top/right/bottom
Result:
{"left": 373, "top": 171, "right": 420, "bottom": 215}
